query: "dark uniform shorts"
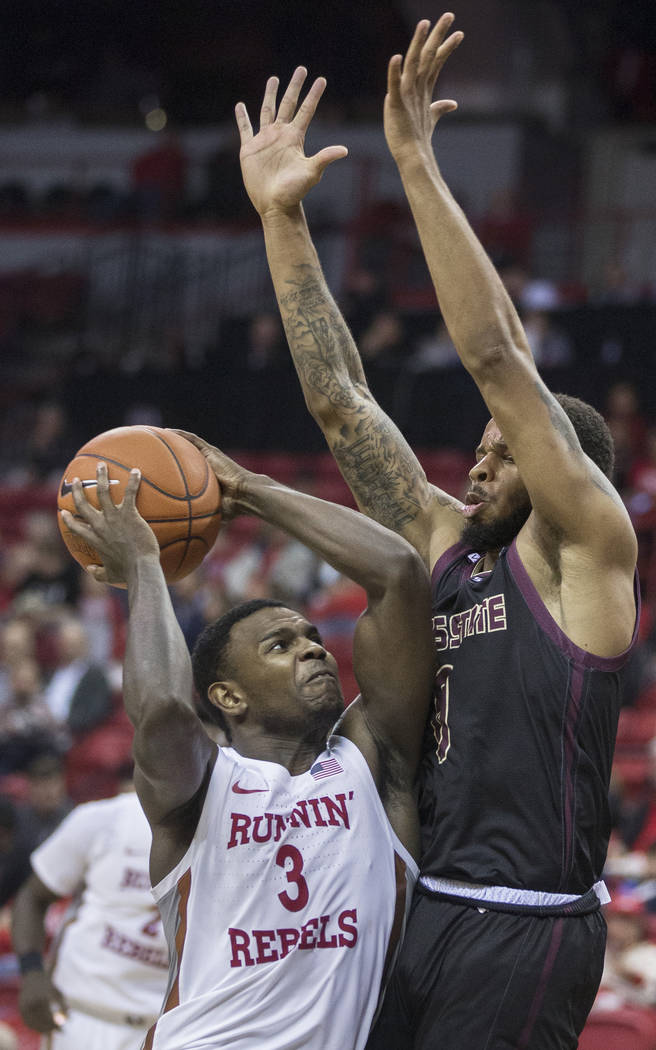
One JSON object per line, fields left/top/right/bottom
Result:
{"left": 366, "top": 890, "right": 607, "bottom": 1050}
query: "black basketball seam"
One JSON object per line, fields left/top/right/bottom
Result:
{"left": 147, "top": 428, "right": 193, "bottom": 577}
{"left": 159, "top": 536, "right": 212, "bottom": 551}
{"left": 148, "top": 428, "right": 215, "bottom": 578}
{"left": 73, "top": 451, "right": 212, "bottom": 501}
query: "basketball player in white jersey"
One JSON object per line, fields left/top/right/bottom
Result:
{"left": 58, "top": 436, "right": 435, "bottom": 1050}
{"left": 11, "top": 780, "right": 169, "bottom": 1050}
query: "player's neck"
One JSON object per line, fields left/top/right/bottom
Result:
{"left": 232, "top": 729, "right": 325, "bottom": 776}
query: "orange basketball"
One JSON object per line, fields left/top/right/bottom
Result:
{"left": 57, "top": 426, "right": 222, "bottom": 582}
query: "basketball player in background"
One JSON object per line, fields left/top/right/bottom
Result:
{"left": 234, "top": 20, "right": 639, "bottom": 1048}
{"left": 11, "top": 767, "right": 168, "bottom": 1050}
{"left": 56, "top": 436, "right": 434, "bottom": 1050}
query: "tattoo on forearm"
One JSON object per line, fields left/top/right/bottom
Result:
{"left": 279, "top": 262, "right": 457, "bottom": 533}
{"left": 278, "top": 264, "right": 365, "bottom": 406}
{"left": 333, "top": 416, "right": 433, "bottom": 533}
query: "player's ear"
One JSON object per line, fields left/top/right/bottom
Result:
{"left": 208, "top": 681, "right": 248, "bottom": 720}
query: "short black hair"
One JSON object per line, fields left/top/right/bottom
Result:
{"left": 554, "top": 393, "right": 615, "bottom": 480}
{"left": 191, "top": 599, "right": 286, "bottom": 742}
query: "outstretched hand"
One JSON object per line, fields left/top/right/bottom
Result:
{"left": 59, "top": 463, "right": 160, "bottom": 586}
{"left": 235, "top": 67, "right": 348, "bottom": 218}
{"left": 385, "top": 13, "right": 464, "bottom": 162}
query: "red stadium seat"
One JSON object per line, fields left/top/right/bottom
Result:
{"left": 578, "top": 1006, "right": 656, "bottom": 1050}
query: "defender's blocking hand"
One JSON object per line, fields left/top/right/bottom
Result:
{"left": 235, "top": 67, "right": 348, "bottom": 218}
{"left": 385, "top": 13, "right": 464, "bottom": 163}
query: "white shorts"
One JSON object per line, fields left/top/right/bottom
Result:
{"left": 42, "top": 1007, "right": 149, "bottom": 1050}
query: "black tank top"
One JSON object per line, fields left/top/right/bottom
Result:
{"left": 420, "top": 540, "right": 638, "bottom": 894}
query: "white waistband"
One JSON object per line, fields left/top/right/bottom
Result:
{"left": 65, "top": 997, "right": 156, "bottom": 1029}
{"left": 419, "top": 875, "right": 611, "bottom": 908}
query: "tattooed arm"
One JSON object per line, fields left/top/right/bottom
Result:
{"left": 380, "top": 15, "right": 637, "bottom": 656}
{"left": 236, "top": 69, "right": 463, "bottom": 568}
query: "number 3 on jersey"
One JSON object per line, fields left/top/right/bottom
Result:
{"left": 276, "top": 844, "right": 309, "bottom": 912}
{"left": 432, "top": 663, "right": 453, "bottom": 764}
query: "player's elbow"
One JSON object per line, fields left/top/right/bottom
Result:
{"left": 381, "top": 542, "right": 431, "bottom": 601}
{"left": 304, "top": 379, "right": 370, "bottom": 430}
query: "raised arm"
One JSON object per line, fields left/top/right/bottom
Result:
{"left": 177, "top": 432, "right": 435, "bottom": 782}
{"left": 236, "top": 68, "right": 463, "bottom": 569}
{"left": 60, "top": 468, "right": 216, "bottom": 836}
{"left": 385, "top": 16, "right": 637, "bottom": 619}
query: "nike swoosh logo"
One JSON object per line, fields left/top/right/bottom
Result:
{"left": 60, "top": 478, "right": 120, "bottom": 497}
{"left": 232, "top": 781, "right": 268, "bottom": 794}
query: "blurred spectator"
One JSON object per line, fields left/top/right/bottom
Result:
{"left": 599, "top": 896, "right": 656, "bottom": 1009}
{"left": 609, "top": 735, "right": 656, "bottom": 855}
{"left": 76, "top": 571, "right": 126, "bottom": 671}
{"left": 0, "top": 618, "right": 37, "bottom": 706}
{"left": 244, "top": 311, "right": 287, "bottom": 371}
{"left": 10, "top": 512, "right": 80, "bottom": 613}
{"left": 497, "top": 258, "right": 561, "bottom": 312}
{"left": 627, "top": 426, "right": 656, "bottom": 516}
{"left": 408, "top": 318, "right": 459, "bottom": 371}
{"left": 42, "top": 617, "right": 113, "bottom": 736}
{"left": 18, "top": 402, "right": 77, "bottom": 487}
{"left": 592, "top": 258, "right": 645, "bottom": 305}
{"left": 359, "top": 309, "right": 408, "bottom": 367}
{"left": 268, "top": 538, "right": 326, "bottom": 610}
{"left": 169, "top": 570, "right": 210, "bottom": 651}
{"left": 204, "top": 129, "right": 252, "bottom": 223}
{"left": 0, "top": 657, "right": 68, "bottom": 776}
{"left": 478, "top": 189, "right": 533, "bottom": 268}
{"left": 0, "top": 796, "right": 32, "bottom": 908}
{"left": 12, "top": 754, "right": 73, "bottom": 859}
{"left": 341, "top": 267, "right": 388, "bottom": 340}
{"left": 0, "top": 401, "right": 77, "bottom": 489}
{"left": 130, "top": 131, "right": 187, "bottom": 221}
{"left": 604, "top": 380, "right": 648, "bottom": 492}
{"left": 522, "top": 309, "right": 574, "bottom": 369}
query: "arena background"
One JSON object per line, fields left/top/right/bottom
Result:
{"left": 0, "top": 1, "right": 655, "bottom": 1046}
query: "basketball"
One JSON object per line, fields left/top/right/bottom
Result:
{"left": 57, "top": 426, "right": 222, "bottom": 582}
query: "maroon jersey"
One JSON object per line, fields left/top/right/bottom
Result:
{"left": 419, "top": 540, "right": 638, "bottom": 894}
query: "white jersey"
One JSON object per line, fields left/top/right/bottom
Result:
{"left": 146, "top": 735, "right": 418, "bottom": 1050}
{"left": 31, "top": 792, "right": 169, "bottom": 1027}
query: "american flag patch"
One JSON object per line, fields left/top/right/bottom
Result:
{"left": 310, "top": 756, "right": 344, "bottom": 781}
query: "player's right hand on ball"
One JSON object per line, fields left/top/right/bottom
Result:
{"left": 60, "top": 463, "right": 160, "bottom": 585}
{"left": 171, "top": 430, "right": 249, "bottom": 522}
{"left": 19, "top": 971, "right": 68, "bottom": 1033}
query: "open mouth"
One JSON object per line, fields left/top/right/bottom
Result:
{"left": 463, "top": 492, "right": 487, "bottom": 518}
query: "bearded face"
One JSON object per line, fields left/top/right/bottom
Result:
{"left": 461, "top": 493, "right": 532, "bottom": 553}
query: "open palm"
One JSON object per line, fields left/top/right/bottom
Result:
{"left": 236, "top": 68, "right": 347, "bottom": 217}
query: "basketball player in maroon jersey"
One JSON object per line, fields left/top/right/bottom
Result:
{"left": 235, "top": 16, "right": 638, "bottom": 1048}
